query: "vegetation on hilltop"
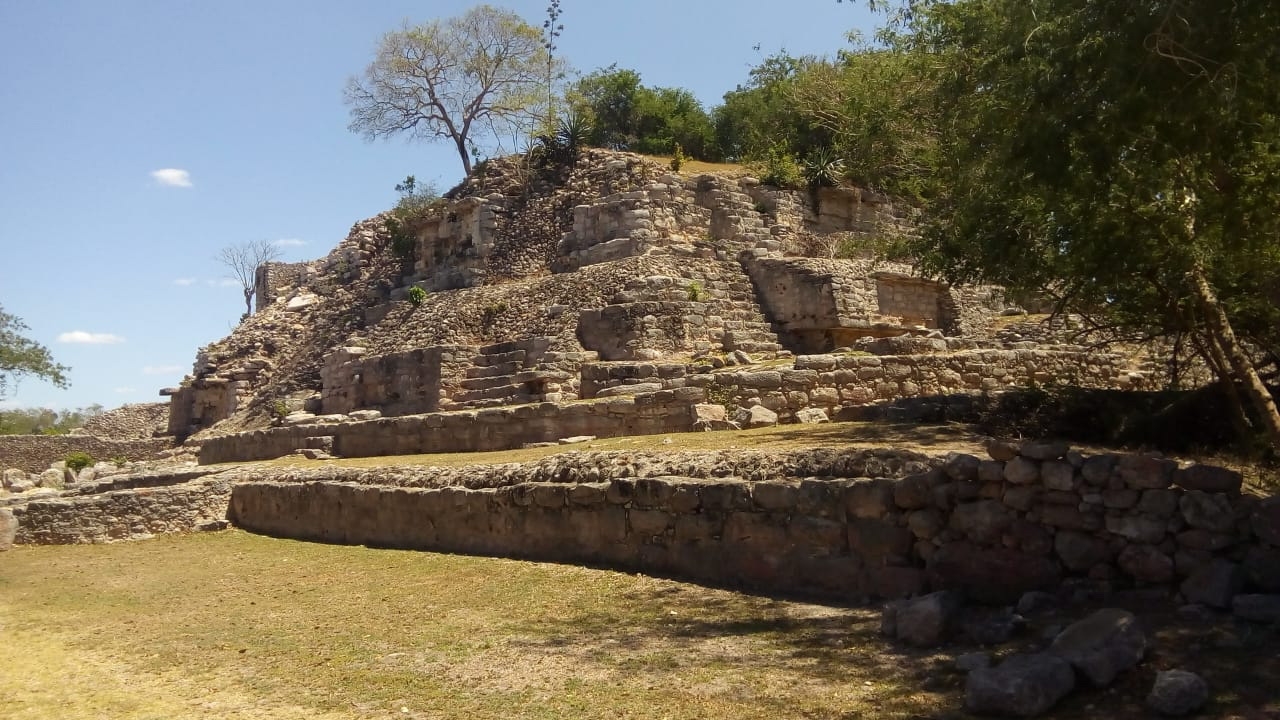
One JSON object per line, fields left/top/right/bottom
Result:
{"left": 0, "top": 404, "right": 102, "bottom": 435}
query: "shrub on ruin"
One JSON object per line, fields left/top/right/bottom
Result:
{"left": 407, "top": 286, "right": 427, "bottom": 306}
{"left": 270, "top": 400, "right": 289, "bottom": 419}
{"left": 669, "top": 143, "right": 687, "bottom": 172}
{"left": 687, "top": 281, "right": 705, "bottom": 301}
{"left": 64, "top": 451, "right": 93, "bottom": 473}
{"left": 754, "top": 144, "right": 803, "bottom": 189}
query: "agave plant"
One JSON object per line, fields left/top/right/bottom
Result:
{"left": 803, "top": 147, "right": 846, "bottom": 188}
{"left": 556, "top": 111, "right": 593, "bottom": 155}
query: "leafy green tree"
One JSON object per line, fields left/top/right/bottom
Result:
{"left": 345, "top": 5, "right": 553, "bottom": 175}
{"left": 0, "top": 305, "right": 69, "bottom": 399}
{"left": 713, "top": 52, "right": 823, "bottom": 163}
{"left": 789, "top": 45, "right": 936, "bottom": 196}
{"left": 894, "top": 0, "right": 1280, "bottom": 447}
{"left": 568, "top": 66, "right": 717, "bottom": 160}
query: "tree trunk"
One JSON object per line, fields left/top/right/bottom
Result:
{"left": 1189, "top": 264, "right": 1280, "bottom": 450}
{"left": 243, "top": 287, "right": 253, "bottom": 318}
{"left": 1192, "top": 330, "right": 1254, "bottom": 440}
{"left": 454, "top": 136, "right": 472, "bottom": 176}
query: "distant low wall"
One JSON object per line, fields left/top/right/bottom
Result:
{"left": 11, "top": 476, "right": 231, "bottom": 545}
{"left": 0, "top": 436, "right": 173, "bottom": 474}
{"left": 228, "top": 444, "right": 1280, "bottom": 604}
{"left": 198, "top": 392, "right": 704, "bottom": 464}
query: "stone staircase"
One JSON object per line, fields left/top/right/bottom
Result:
{"left": 667, "top": 242, "right": 787, "bottom": 356}
{"left": 450, "top": 338, "right": 597, "bottom": 410}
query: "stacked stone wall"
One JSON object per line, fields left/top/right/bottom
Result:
{"left": 702, "top": 350, "right": 1137, "bottom": 422}
{"left": 255, "top": 261, "right": 314, "bottom": 312}
{"left": 10, "top": 477, "right": 231, "bottom": 545}
{"left": 225, "top": 444, "right": 1277, "bottom": 603}
{"left": 0, "top": 436, "right": 173, "bottom": 474}
{"left": 197, "top": 392, "right": 704, "bottom": 464}
{"left": 75, "top": 402, "right": 170, "bottom": 440}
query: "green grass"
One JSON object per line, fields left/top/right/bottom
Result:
{"left": 0, "top": 530, "right": 946, "bottom": 719}
{"left": 3, "top": 529, "right": 1278, "bottom": 718}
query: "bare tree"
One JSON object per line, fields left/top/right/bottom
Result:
{"left": 217, "top": 240, "right": 281, "bottom": 319}
{"left": 344, "top": 5, "right": 552, "bottom": 175}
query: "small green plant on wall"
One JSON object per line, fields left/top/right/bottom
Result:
{"left": 407, "top": 286, "right": 427, "bottom": 306}
{"left": 687, "top": 281, "right": 706, "bottom": 301}
{"left": 64, "top": 451, "right": 94, "bottom": 473}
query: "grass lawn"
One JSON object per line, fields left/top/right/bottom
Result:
{"left": 1, "top": 530, "right": 950, "bottom": 720}
{"left": 3, "top": 531, "right": 1278, "bottom": 719}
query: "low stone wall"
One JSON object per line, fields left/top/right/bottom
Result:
{"left": 11, "top": 476, "right": 232, "bottom": 545}
{"left": 0, "top": 436, "right": 173, "bottom": 474}
{"left": 702, "top": 349, "right": 1139, "bottom": 422}
{"left": 75, "top": 402, "right": 170, "bottom": 440}
{"left": 198, "top": 392, "right": 704, "bottom": 464}
{"left": 226, "top": 443, "right": 1278, "bottom": 603}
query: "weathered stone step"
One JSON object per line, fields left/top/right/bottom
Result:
{"left": 471, "top": 350, "right": 526, "bottom": 367}
{"left": 455, "top": 384, "right": 536, "bottom": 402}
{"left": 464, "top": 362, "right": 523, "bottom": 379}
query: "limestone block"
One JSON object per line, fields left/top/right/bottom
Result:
{"left": 949, "top": 500, "right": 1013, "bottom": 545}
{"left": 1106, "top": 515, "right": 1167, "bottom": 544}
{"left": 1173, "top": 464, "right": 1242, "bottom": 493}
{"left": 1117, "top": 454, "right": 1177, "bottom": 489}
{"left": 1179, "top": 491, "right": 1236, "bottom": 533}
{"left": 1146, "top": 670, "right": 1209, "bottom": 717}
{"left": 1180, "top": 559, "right": 1243, "bottom": 609}
{"left": 965, "top": 653, "right": 1075, "bottom": 717}
{"left": 0, "top": 508, "right": 15, "bottom": 550}
{"left": 891, "top": 590, "right": 963, "bottom": 647}
{"left": 39, "top": 468, "right": 64, "bottom": 490}
{"left": 1041, "top": 461, "right": 1076, "bottom": 491}
{"left": 732, "top": 405, "right": 777, "bottom": 428}
{"left": 1048, "top": 608, "right": 1146, "bottom": 687}
{"left": 1004, "top": 456, "right": 1040, "bottom": 484}
{"left": 794, "top": 408, "right": 829, "bottom": 424}
{"left": 1117, "top": 544, "right": 1174, "bottom": 584}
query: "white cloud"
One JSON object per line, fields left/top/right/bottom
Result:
{"left": 173, "top": 277, "right": 197, "bottom": 286}
{"left": 151, "top": 168, "right": 192, "bottom": 188}
{"left": 206, "top": 278, "right": 239, "bottom": 288}
{"left": 114, "top": 386, "right": 137, "bottom": 394}
{"left": 142, "top": 365, "right": 184, "bottom": 376}
{"left": 58, "top": 331, "right": 125, "bottom": 345}
{"left": 274, "top": 238, "right": 306, "bottom": 247}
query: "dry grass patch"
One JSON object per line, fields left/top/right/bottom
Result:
{"left": 255, "top": 421, "right": 989, "bottom": 472}
{"left": 1, "top": 530, "right": 949, "bottom": 719}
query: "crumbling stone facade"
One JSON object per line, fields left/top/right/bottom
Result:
{"left": 161, "top": 150, "right": 1044, "bottom": 439}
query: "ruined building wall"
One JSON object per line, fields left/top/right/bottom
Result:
{"left": 225, "top": 444, "right": 1278, "bottom": 604}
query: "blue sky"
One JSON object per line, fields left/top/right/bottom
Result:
{"left": 0, "top": 0, "right": 876, "bottom": 411}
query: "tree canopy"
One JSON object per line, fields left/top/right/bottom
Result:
{"left": 0, "top": 305, "right": 69, "bottom": 398}
{"left": 568, "top": 65, "right": 717, "bottom": 160}
{"left": 345, "top": 5, "right": 553, "bottom": 175}
{"left": 884, "top": 0, "right": 1280, "bottom": 446}
{"left": 0, "top": 404, "right": 102, "bottom": 435}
